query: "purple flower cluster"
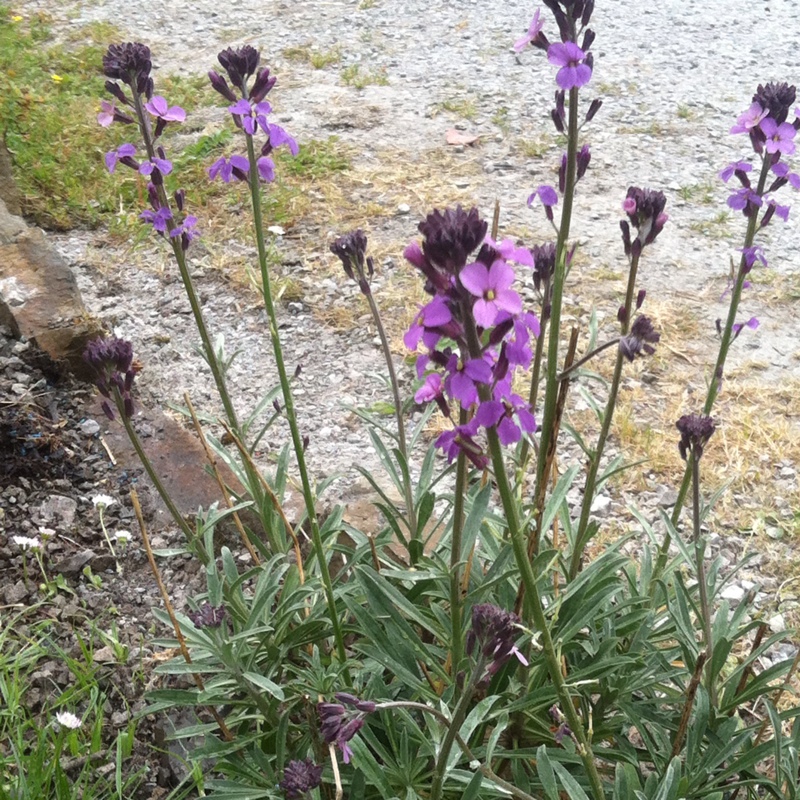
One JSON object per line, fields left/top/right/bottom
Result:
{"left": 279, "top": 759, "right": 323, "bottom": 799}
{"left": 330, "top": 229, "right": 374, "bottom": 295}
{"left": 317, "top": 693, "right": 375, "bottom": 764}
{"left": 404, "top": 206, "right": 540, "bottom": 466}
{"left": 676, "top": 414, "right": 716, "bottom": 462}
{"left": 208, "top": 45, "right": 298, "bottom": 185}
{"left": 99, "top": 43, "right": 197, "bottom": 250}
{"left": 83, "top": 337, "right": 138, "bottom": 420}
{"left": 515, "top": 1, "right": 596, "bottom": 92}
{"left": 467, "top": 603, "right": 529, "bottom": 682}
{"left": 723, "top": 82, "right": 799, "bottom": 223}
{"left": 620, "top": 187, "right": 669, "bottom": 258}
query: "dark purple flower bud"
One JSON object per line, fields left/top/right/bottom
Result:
{"left": 335, "top": 693, "right": 377, "bottom": 713}
{"left": 147, "top": 182, "right": 160, "bottom": 210}
{"left": 577, "top": 144, "right": 591, "bottom": 180}
{"left": 174, "top": 189, "right": 185, "bottom": 212}
{"left": 760, "top": 204, "right": 776, "bottom": 228}
{"left": 622, "top": 187, "right": 668, "bottom": 249}
{"left": 551, "top": 108, "right": 565, "bottom": 133}
{"left": 83, "top": 337, "right": 138, "bottom": 420}
{"left": 581, "top": 28, "right": 595, "bottom": 53}
{"left": 617, "top": 305, "right": 627, "bottom": 325}
{"left": 620, "top": 220, "right": 632, "bottom": 256}
{"left": 105, "top": 79, "right": 131, "bottom": 107}
{"left": 466, "top": 603, "right": 528, "bottom": 681}
{"left": 331, "top": 229, "right": 369, "bottom": 284}
{"left": 585, "top": 98, "right": 602, "bottom": 123}
{"left": 217, "top": 45, "right": 260, "bottom": 93}
{"left": 619, "top": 315, "right": 660, "bottom": 361}
{"left": 558, "top": 153, "right": 567, "bottom": 193}
{"left": 552, "top": 90, "right": 566, "bottom": 133}
{"left": 294, "top": 364, "right": 303, "bottom": 379}
{"left": 531, "top": 242, "right": 557, "bottom": 292}
{"left": 187, "top": 602, "right": 226, "bottom": 628}
{"left": 102, "top": 43, "right": 152, "bottom": 88}
{"left": 752, "top": 82, "right": 796, "bottom": 126}
{"left": 273, "top": 399, "right": 281, "bottom": 413}
{"left": 715, "top": 318, "right": 723, "bottom": 336}
{"left": 302, "top": 435, "right": 309, "bottom": 452}
{"left": 279, "top": 759, "right": 323, "bottom": 799}
{"left": 208, "top": 70, "right": 238, "bottom": 102}
{"left": 249, "top": 67, "right": 277, "bottom": 103}
{"left": 636, "top": 289, "right": 646, "bottom": 310}
{"left": 542, "top": 0, "right": 570, "bottom": 41}
{"left": 418, "top": 206, "right": 487, "bottom": 277}
{"left": 676, "top": 413, "right": 716, "bottom": 461}
{"left": 582, "top": 0, "right": 594, "bottom": 25}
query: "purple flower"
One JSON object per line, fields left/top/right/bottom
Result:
{"left": 726, "top": 186, "right": 763, "bottom": 214}
{"left": 771, "top": 161, "right": 800, "bottom": 188}
{"left": 446, "top": 355, "right": 493, "bottom": 406}
{"left": 208, "top": 154, "right": 250, "bottom": 182}
{"left": 257, "top": 156, "right": 275, "bottom": 182}
{"left": 317, "top": 699, "right": 372, "bottom": 765}
{"left": 547, "top": 42, "right": 592, "bottom": 90}
{"left": 676, "top": 414, "right": 716, "bottom": 461}
{"left": 139, "top": 205, "right": 173, "bottom": 233}
{"left": 139, "top": 156, "right": 173, "bottom": 177}
{"left": 104, "top": 143, "right": 137, "bottom": 173}
{"left": 417, "top": 206, "right": 488, "bottom": 279}
{"left": 514, "top": 9, "right": 544, "bottom": 52}
{"left": 527, "top": 184, "right": 558, "bottom": 208}
{"left": 476, "top": 394, "right": 536, "bottom": 445}
{"left": 435, "top": 420, "right": 488, "bottom": 469}
{"left": 97, "top": 100, "right": 133, "bottom": 127}
{"left": 404, "top": 295, "right": 452, "bottom": 350}
{"left": 740, "top": 245, "right": 767, "bottom": 272}
{"left": 760, "top": 117, "right": 796, "bottom": 155}
{"left": 730, "top": 101, "right": 766, "bottom": 135}
{"left": 460, "top": 259, "right": 522, "bottom": 328}
{"left": 187, "top": 603, "right": 226, "bottom": 629}
{"left": 83, "top": 337, "right": 137, "bottom": 420}
{"left": 484, "top": 236, "right": 534, "bottom": 267}
{"left": 102, "top": 42, "right": 152, "bottom": 91}
{"left": 169, "top": 215, "right": 199, "bottom": 250}
{"left": 619, "top": 315, "right": 660, "bottom": 361}
{"left": 719, "top": 160, "right": 752, "bottom": 183}
{"left": 280, "top": 759, "right": 323, "bottom": 799}
{"left": 620, "top": 187, "right": 668, "bottom": 254}
{"left": 217, "top": 45, "right": 260, "bottom": 90}
{"left": 753, "top": 82, "right": 796, "bottom": 126}
{"left": 467, "top": 603, "right": 529, "bottom": 681}
{"left": 145, "top": 95, "right": 186, "bottom": 122}
{"left": 732, "top": 316, "right": 759, "bottom": 339}
{"left": 268, "top": 123, "right": 300, "bottom": 155}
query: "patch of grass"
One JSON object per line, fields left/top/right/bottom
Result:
{"left": 0, "top": 608, "right": 144, "bottom": 798}
{"left": 279, "top": 136, "right": 351, "bottom": 179}
{"left": 340, "top": 64, "right": 389, "bottom": 89}
{"left": 676, "top": 182, "right": 717, "bottom": 204}
{"left": 282, "top": 43, "right": 341, "bottom": 69}
{"left": 358, "top": 0, "right": 378, "bottom": 8}
{"left": 676, "top": 103, "right": 695, "bottom": 120}
{"left": 688, "top": 211, "right": 731, "bottom": 238}
{"left": 515, "top": 133, "right": 554, "bottom": 159}
{"left": 491, "top": 106, "right": 511, "bottom": 135}
{"left": 431, "top": 96, "right": 478, "bottom": 122}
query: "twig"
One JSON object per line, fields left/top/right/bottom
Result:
{"left": 183, "top": 391, "right": 260, "bottom": 565}
{"left": 130, "top": 488, "right": 234, "bottom": 742}
{"left": 329, "top": 743, "right": 343, "bottom": 800}
{"left": 670, "top": 651, "right": 707, "bottom": 759}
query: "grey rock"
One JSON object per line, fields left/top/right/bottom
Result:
{"left": 37, "top": 495, "right": 78, "bottom": 528}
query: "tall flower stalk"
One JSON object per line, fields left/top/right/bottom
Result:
{"left": 655, "top": 82, "right": 799, "bottom": 577}
{"left": 208, "top": 46, "right": 348, "bottom": 667}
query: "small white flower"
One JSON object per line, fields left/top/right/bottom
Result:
{"left": 38, "top": 526, "right": 55, "bottom": 539}
{"left": 115, "top": 530, "right": 132, "bottom": 543}
{"left": 12, "top": 535, "right": 41, "bottom": 551}
{"left": 55, "top": 711, "right": 82, "bottom": 730}
{"left": 92, "top": 494, "right": 116, "bottom": 509}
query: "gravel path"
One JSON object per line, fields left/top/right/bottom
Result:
{"left": 16, "top": 0, "right": 800, "bottom": 504}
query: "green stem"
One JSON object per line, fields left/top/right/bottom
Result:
{"left": 517, "top": 278, "right": 549, "bottom": 479}
{"left": 243, "top": 135, "right": 347, "bottom": 669}
{"left": 130, "top": 87, "right": 240, "bottom": 431}
{"left": 534, "top": 88, "right": 580, "bottom": 500}
{"left": 449, "top": 410, "right": 469, "bottom": 690}
{"left": 653, "top": 154, "right": 772, "bottom": 581}
{"left": 461, "top": 314, "right": 606, "bottom": 800}
{"left": 569, "top": 251, "right": 641, "bottom": 579}
{"left": 429, "top": 661, "right": 485, "bottom": 800}
{"left": 363, "top": 289, "right": 420, "bottom": 563}
{"left": 117, "top": 392, "right": 205, "bottom": 561}
{"left": 691, "top": 455, "right": 715, "bottom": 701}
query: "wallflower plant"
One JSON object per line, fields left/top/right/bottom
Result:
{"left": 87, "top": 4, "right": 800, "bottom": 799}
